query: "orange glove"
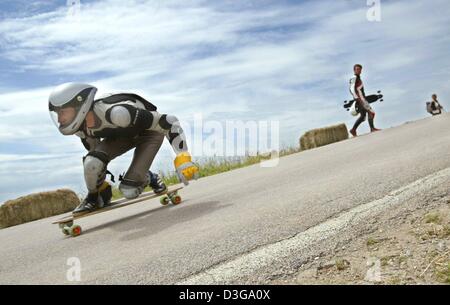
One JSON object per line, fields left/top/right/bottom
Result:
{"left": 174, "top": 152, "right": 199, "bottom": 185}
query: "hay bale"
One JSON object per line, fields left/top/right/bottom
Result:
{"left": 299, "top": 123, "right": 349, "bottom": 151}
{"left": 0, "top": 189, "right": 80, "bottom": 229}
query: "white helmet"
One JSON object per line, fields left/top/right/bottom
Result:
{"left": 48, "top": 83, "right": 97, "bottom": 135}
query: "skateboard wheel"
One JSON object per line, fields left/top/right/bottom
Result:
{"left": 69, "top": 225, "right": 82, "bottom": 237}
{"left": 160, "top": 196, "right": 170, "bottom": 205}
{"left": 171, "top": 195, "right": 182, "bottom": 205}
{"left": 62, "top": 228, "right": 70, "bottom": 235}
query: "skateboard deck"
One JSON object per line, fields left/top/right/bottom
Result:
{"left": 53, "top": 184, "right": 184, "bottom": 237}
{"left": 343, "top": 91, "right": 383, "bottom": 110}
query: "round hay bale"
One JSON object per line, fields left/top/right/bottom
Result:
{"left": 300, "top": 123, "right": 349, "bottom": 151}
{"left": 0, "top": 189, "right": 80, "bottom": 229}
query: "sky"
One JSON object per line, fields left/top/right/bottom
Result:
{"left": 0, "top": 0, "right": 449, "bottom": 203}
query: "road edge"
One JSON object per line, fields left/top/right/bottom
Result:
{"left": 177, "top": 167, "right": 450, "bottom": 284}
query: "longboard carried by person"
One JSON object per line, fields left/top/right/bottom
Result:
{"left": 344, "top": 90, "right": 383, "bottom": 115}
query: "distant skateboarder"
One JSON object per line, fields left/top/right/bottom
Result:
{"left": 348, "top": 64, "right": 381, "bottom": 137}
{"left": 426, "top": 94, "right": 444, "bottom": 116}
{"left": 48, "top": 83, "right": 199, "bottom": 215}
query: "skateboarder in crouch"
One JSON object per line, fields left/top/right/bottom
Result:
{"left": 348, "top": 64, "right": 381, "bottom": 137}
{"left": 49, "top": 83, "right": 199, "bottom": 215}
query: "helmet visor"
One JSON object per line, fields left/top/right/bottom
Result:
{"left": 49, "top": 96, "right": 86, "bottom": 132}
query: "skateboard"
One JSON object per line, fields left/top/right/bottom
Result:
{"left": 343, "top": 90, "right": 383, "bottom": 112}
{"left": 52, "top": 184, "right": 183, "bottom": 237}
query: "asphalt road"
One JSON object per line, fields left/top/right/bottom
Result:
{"left": 1, "top": 114, "right": 450, "bottom": 284}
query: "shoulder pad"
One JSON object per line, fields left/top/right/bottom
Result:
{"left": 94, "top": 93, "right": 157, "bottom": 111}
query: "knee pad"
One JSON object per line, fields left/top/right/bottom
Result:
{"left": 83, "top": 152, "right": 109, "bottom": 192}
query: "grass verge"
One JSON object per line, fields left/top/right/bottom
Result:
{"left": 111, "top": 146, "right": 302, "bottom": 200}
